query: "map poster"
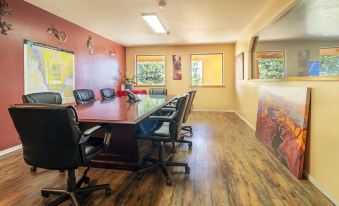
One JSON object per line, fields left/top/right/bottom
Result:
{"left": 24, "top": 39, "right": 75, "bottom": 103}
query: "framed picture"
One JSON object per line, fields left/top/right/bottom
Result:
{"left": 172, "top": 55, "right": 182, "bottom": 80}
{"left": 236, "top": 52, "right": 244, "bottom": 80}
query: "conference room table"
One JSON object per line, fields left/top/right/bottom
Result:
{"left": 74, "top": 94, "right": 175, "bottom": 171}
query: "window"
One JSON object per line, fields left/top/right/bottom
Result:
{"left": 255, "top": 51, "right": 285, "bottom": 79}
{"left": 136, "top": 55, "right": 165, "bottom": 85}
{"left": 190, "top": 53, "right": 223, "bottom": 86}
{"left": 319, "top": 47, "right": 339, "bottom": 76}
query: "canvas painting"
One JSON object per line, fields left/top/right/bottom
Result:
{"left": 236, "top": 52, "right": 244, "bottom": 80}
{"left": 255, "top": 86, "right": 311, "bottom": 179}
{"left": 173, "top": 55, "right": 182, "bottom": 80}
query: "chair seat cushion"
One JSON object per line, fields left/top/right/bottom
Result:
{"left": 85, "top": 138, "right": 104, "bottom": 159}
{"left": 137, "top": 122, "right": 172, "bottom": 141}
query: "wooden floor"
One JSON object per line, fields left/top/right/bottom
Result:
{"left": 0, "top": 112, "right": 334, "bottom": 206}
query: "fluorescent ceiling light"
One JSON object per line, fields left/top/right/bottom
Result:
{"left": 142, "top": 14, "right": 167, "bottom": 34}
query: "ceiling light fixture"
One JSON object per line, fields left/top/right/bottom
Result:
{"left": 142, "top": 13, "right": 167, "bottom": 34}
{"left": 159, "top": 0, "right": 167, "bottom": 9}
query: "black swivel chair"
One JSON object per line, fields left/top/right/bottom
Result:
{"left": 73, "top": 89, "right": 96, "bottom": 105}
{"left": 149, "top": 88, "right": 167, "bottom": 95}
{"left": 22, "top": 92, "right": 63, "bottom": 172}
{"left": 22, "top": 92, "right": 62, "bottom": 104}
{"left": 181, "top": 90, "right": 196, "bottom": 137}
{"left": 137, "top": 93, "right": 190, "bottom": 186}
{"left": 100, "top": 88, "right": 116, "bottom": 100}
{"left": 8, "top": 104, "right": 112, "bottom": 206}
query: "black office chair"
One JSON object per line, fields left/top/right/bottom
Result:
{"left": 100, "top": 88, "right": 116, "bottom": 100}
{"left": 8, "top": 104, "right": 112, "bottom": 206}
{"left": 149, "top": 88, "right": 167, "bottom": 95}
{"left": 137, "top": 93, "right": 190, "bottom": 186}
{"left": 73, "top": 89, "right": 96, "bottom": 105}
{"left": 22, "top": 92, "right": 63, "bottom": 172}
{"left": 22, "top": 92, "right": 62, "bottom": 104}
{"left": 181, "top": 90, "right": 196, "bottom": 137}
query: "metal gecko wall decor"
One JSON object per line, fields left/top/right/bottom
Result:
{"left": 0, "top": 0, "right": 12, "bottom": 35}
{"left": 47, "top": 25, "right": 67, "bottom": 43}
{"left": 87, "top": 35, "right": 94, "bottom": 55}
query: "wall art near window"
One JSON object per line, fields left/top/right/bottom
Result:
{"left": 236, "top": 52, "right": 244, "bottom": 80}
{"left": 255, "top": 86, "right": 310, "bottom": 179}
{"left": 173, "top": 55, "right": 182, "bottom": 80}
{"left": 24, "top": 39, "right": 75, "bottom": 103}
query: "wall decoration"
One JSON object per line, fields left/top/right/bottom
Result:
{"left": 298, "top": 50, "right": 310, "bottom": 76}
{"left": 172, "top": 55, "right": 182, "bottom": 80}
{"left": 0, "top": 0, "right": 12, "bottom": 35}
{"left": 236, "top": 52, "right": 244, "bottom": 80}
{"left": 24, "top": 39, "right": 75, "bottom": 103}
{"left": 255, "top": 86, "right": 310, "bottom": 179}
{"left": 47, "top": 25, "right": 67, "bottom": 43}
{"left": 109, "top": 48, "right": 116, "bottom": 57}
{"left": 87, "top": 35, "right": 94, "bottom": 55}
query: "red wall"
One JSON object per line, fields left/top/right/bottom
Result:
{"left": 0, "top": 0, "right": 126, "bottom": 150}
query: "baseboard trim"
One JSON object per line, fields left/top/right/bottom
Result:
{"left": 0, "top": 144, "right": 22, "bottom": 157}
{"left": 234, "top": 111, "right": 256, "bottom": 130}
{"left": 304, "top": 171, "right": 338, "bottom": 205}
{"left": 192, "top": 109, "right": 235, "bottom": 112}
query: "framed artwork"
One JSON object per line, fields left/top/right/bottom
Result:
{"left": 236, "top": 52, "right": 244, "bottom": 80}
{"left": 255, "top": 86, "right": 311, "bottom": 179}
{"left": 173, "top": 55, "right": 182, "bottom": 80}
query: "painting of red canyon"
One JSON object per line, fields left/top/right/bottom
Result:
{"left": 255, "top": 86, "right": 311, "bottom": 179}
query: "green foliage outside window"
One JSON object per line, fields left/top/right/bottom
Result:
{"left": 137, "top": 61, "right": 165, "bottom": 85}
{"left": 258, "top": 58, "right": 285, "bottom": 79}
{"left": 320, "top": 55, "right": 339, "bottom": 76}
{"left": 191, "top": 60, "right": 202, "bottom": 85}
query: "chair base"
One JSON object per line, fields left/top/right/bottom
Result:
{"left": 182, "top": 126, "right": 193, "bottom": 137}
{"left": 41, "top": 169, "right": 111, "bottom": 206}
{"left": 137, "top": 142, "right": 190, "bottom": 186}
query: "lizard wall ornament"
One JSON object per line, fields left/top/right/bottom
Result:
{"left": 0, "top": 0, "right": 12, "bottom": 35}
{"left": 47, "top": 25, "right": 67, "bottom": 43}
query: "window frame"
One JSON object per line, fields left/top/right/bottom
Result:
{"left": 135, "top": 54, "right": 166, "bottom": 87}
{"left": 189, "top": 53, "right": 224, "bottom": 87}
{"left": 254, "top": 50, "right": 286, "bottom": 79}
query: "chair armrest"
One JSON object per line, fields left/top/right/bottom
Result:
{"left": 149, "top": 112, "right": 177, "bottom": 123}
{"left": 103, "top": 126, "right": 112, "bottom": 148}
{"left": 161, "top": 107, "right": 176, "bottom": 112}
{"left": 79, "top": 125, "right": 102, "bottom": 144}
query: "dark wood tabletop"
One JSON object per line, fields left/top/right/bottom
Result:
{"left": 74, "top": 94, "right": 175, "bottom": 124}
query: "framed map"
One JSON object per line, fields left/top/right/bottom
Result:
{"left": 24, "top": 40, "right": 75, "bottom": 103}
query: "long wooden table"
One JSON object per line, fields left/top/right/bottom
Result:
{"left": 74, "top": 94, "right": 175, "bottom": 171}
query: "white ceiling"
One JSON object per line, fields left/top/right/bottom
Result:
{"left": 25, "top": 0, "right": 272, "bottom": 46}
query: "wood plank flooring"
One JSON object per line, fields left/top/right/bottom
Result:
{"left": 0, "top": 112, "right": 334, "bottom": 206}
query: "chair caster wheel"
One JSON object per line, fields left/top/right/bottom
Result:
{"left": 185, "top": 166, "right": 190, "bottom": 174}
{"left": 105, "top": 187, "right": 112, "bottom": 195}
{"left": 83, "top": 176, "right": 90, "bottom": 184}
{"left": 188, "top": 143, "right": 192, "bottom": 148}
{"left": 166, "top": 178, "right": 172, "bottom": 186}
{"left": 41, "top": 191, "right": 49, "bottom": 198}
{"left": 59, "top": 170, "right": 65, "bottom": 173}
{"left": 30, "top": 166, "right": 37, "bottom": 172}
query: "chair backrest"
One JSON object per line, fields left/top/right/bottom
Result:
{"left": 182, "top": 90, "right": 196, "bottom": 123}
{"left": 189, "top": 90, "right": 197, "bottom": 114}
{"left": 100, "top": 88, "right": 116, "bottom": 100}
{"left": 169, "top": 93, "right": 190, "bottom": 139}
{"left": 8, "top": 104, "right": 83, "bottom": 170}
{"left": 73, "top": 89, "right": 96, "bottom": 105}
{"left": 22, "top": 92, "right": 62, "bottom": 104}
{"left": 149, "top": 88, "right": 167, "bottom": 95}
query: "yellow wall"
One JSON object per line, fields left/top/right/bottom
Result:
{"left": 126, "top": 44, "right": 235, "bottom": 111}
{"left": 235, "top": 0, "right": 339, "bottom": 203}
{"left": 191, "top": 54, "right": 223, "bottom": 85}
